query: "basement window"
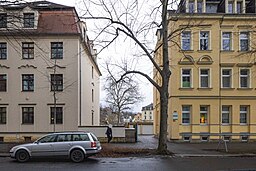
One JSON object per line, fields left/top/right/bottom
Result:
{"left": 241, "top": 135, "right": 248, "bottom": 142}
{"left": 183, "top": 136, "right": 191, "bottom": 142}
{"left": 201, "top": 136, "right": 209, "bottom": 142}
{"left": 223, "top": 136, "right": 230, "bottom": 142}
{"left": 24, "top": 136, "right": 32, "bottom": 142}
{"left": 0, "top": 137, "right": 3, "bottom": 142}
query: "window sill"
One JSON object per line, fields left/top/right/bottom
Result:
{"left": 197, "top": 50, "right": 212, "bottom": 53}
{"left": 22, "top": 90, "right": 34, "bottom": 92}
{"left": 181, "top": 123, "right": 190, "bottom": 126}
{"left": 237, "top": 88, "right": 253, "bottom": 90}
{"left": 240, "top": 124, "right": 248, "bottom": 126}
{"left": 21, "top": 58, "right": 34, "bottom": 60}
{"left": 197, "top": 88, "right": 212, "bottom": 90}
{"left": 180, "top": 50, "right": 194, "bottom": 52}
{"left": 200, "top": 124, "right": 208, "bottom": 126}
{"left": 220, "top": 88, "right": 235, "bottom": 90}
{"left": 21, "top": 123, "right": 34, "bottom": 125}
{"left": 220, "top": 50, "right": 235, "bottom": 52}
{"left": 221, "top": 124, "right": 230, "bottom": 126}
{"left": 179, "top": 88, "right": 194, "bottom": 90}
{"left": 0, "top": 123, "right": 6, "bottom": 125}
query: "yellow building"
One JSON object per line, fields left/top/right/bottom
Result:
{"left": 154, "top": 0, "right": 256, "bottom": 142}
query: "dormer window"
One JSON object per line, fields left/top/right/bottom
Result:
{"left": 24, "top": 13, "right": 34, "bottom": 28}
{"left": 228, "top": 1, "right": 234, "bottom": 13}
{"left": 189, "top": 1, "right": 195, "bottom": 13}
{"left": 0, "top": 13, "right": 7, "bottom": 28}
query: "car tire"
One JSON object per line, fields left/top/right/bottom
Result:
{"left": 70, "top": 149, "right": 85, "bottom": 163}
{"left": 16, "top": 150, "right": 29, "bottom": 163}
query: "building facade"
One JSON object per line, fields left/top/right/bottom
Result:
{"left": 154, "top": 0, "right": 256, "bottom": 142}
{"left": 141, "top": 103, "right": 154, "bottom": 122}
{"left": 0, "top": 1, "right": 101, "bottom": 142}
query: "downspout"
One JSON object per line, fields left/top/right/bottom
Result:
{"left": 79, "top": 42, "right": 82, "bottom": 126}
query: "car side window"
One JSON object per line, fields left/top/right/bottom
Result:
{"left": 56, "top": 135, "right": 66, "bottom": 142}
{"left": 80, "top": 134, "right": 90, "bottom": 141}
{"left": 72, "top": 134, "right": 82, "bottom": 141}
{"left": 38, "top": 134, "right": 56, "bottom": 143}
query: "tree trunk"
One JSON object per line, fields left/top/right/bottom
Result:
{"left": 157, "top": 0, "right": 171, "bottom": 154}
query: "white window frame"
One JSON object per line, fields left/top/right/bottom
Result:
{"left": 200, "top": 106, "right": 208, "bottom": 125}
{"left": 240, "top": 105, "right": 248, "bottom": 125}
{"left": 222, "top": 106, "right": 231, "bottom": 125}
{"left": 239, "top": 68, "right": 251, "bottom": 88}
{"left": 199, "top": 31, "right": 210, "bottom": 51}
{"left": 182, "top": 105, "right": 191, "bottom": 125}
{"left": 221, "top": 32, "right": 232, "bottom": 51}
{"left": 228, "top": 1, "right": 234, "bottom": 13}
{"left": 199, "top": 68, "right": 211, "bottom": 88}
{"left": 181, "top": 31, "right": 192, "bottom": 51}
{"left": 239, "top": 31, "right": 250, "bottom": 51}
{"left": 181, "top": 68, "right": 193, "bottom": 88}
{"left": 221, "top": 68, "right": 233, "bottom": 88}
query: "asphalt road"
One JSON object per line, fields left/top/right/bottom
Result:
{"left": 1, "top": 156, "right": 256, "bottom": 171}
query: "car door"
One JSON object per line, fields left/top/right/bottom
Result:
{"left": 52, "top": 134, "right": 72, "bottom": 156}
{"left": 31, "top": 134, "right": 56, "bottom": 157}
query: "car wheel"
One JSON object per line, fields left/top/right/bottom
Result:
{"left": 16, "top": 150, "right": 29, "bottom": 163}
{"left": 70, "top": 149, "right": 84, "bottom": 163}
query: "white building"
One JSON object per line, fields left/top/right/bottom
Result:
{"left": 0, "top": 1, "right": 101, "bottom": 142}
{"left": 141, "top": 103, "right": 153, "bottom": 122}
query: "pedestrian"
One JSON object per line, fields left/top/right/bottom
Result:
{"left": 105, "top": 125, "right": 112, "bottom": 143}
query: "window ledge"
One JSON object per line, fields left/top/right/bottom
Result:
{"left": 197, "top": 50, "right": 212, "bottom": 52}
{"left": 21, "top": 123, "right": 34, "bottom": 125}
{"left": 220, "top": 50, "right": 235, "bottom": 52}
{"left": 221, "top": 124, "right": 230, "bottom": 126}
{"left": 240, "top": 124, "right": 248, "bottom": 126}
{"left": 180, "top": 50, "right": 194, "bottom": 52}
{"left": 179, "top": 88, "right": 194, "bottom": 90}
{"left": 220, "top": 88, "right": 235, "bottom": 90}
{"left": 181, "top": 124, "right": 190, "bottom": 126}
{"left": 237, "top": 88, "right": 253, "bottom": 90}
{"left": 22, "top": 90, "right": 34, "bottom": 92}
{"left": 200, "top": 124, "right": 208, "bottom": 126}
{"left": 197, "top": 88, "right": 212, "bottom": 90}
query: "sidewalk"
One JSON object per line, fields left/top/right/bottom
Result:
{"left": 1, "top": 135, "right": 256, "bottom": 157}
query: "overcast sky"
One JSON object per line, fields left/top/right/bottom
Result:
{"left": 44, "top": 0, "right": 154, "bottom": 113}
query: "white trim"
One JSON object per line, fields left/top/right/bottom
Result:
{"left": 221, "top": 31, "right": 233, "bottom": 51}
{"left": 239, "top": 31, "right": 250, "bottom": 51}
{"left": 199, "top": 67, "right": 211, "bottom": 88}
{"left": 239, "top": 68, "right": 251, "bottom": 88}
{"left": 181, "top": 68, "right": 193, "bottom": 88}
{"left": 221, "top": 68, "right": 233, "bottom": 88}
{"left": 199, "top": 30, "right": 211, "bottom": 51}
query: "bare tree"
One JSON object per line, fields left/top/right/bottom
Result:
{"left": 104, "top": 66, "right": 143, "bottom": 124}
{"left": 81, "top": 0, "right": 172, "bottom": 154}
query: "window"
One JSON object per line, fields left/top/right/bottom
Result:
{"left": 240, "top": 32, "right": 249, "bottom": 51}
{"left": 200, "top": 31, "right": 209, "bottom": 50}
{"left": 0, "top": 107, "right": 6, "bottom": 124}
{"left": 200, "top": 69, "right": 210, "bottom": 88}
{"left": 38, "top": 134, "right": 56, "bottom": 143}
{"left": 189, "top": 1, "right": 194, "bottom": 13}
{"left": 22, "top": 74, "right": 34, "bottom": 91}
{"left": 23, "top": 13, "right": 34, "bottom": 28}
{"left": 92, "top": 66, "right": 94, "bottom": 79}
{"left": 240, "top": 106, "right": 248, "bottom": 124}
{"left": 92, "top": 89, "right": 94, "bottom": 102}
{"left": 197, "top": 1, "right": 203, "bottom": 13}
{"left": 0, "top": 13, "right": 7, "bottom": 28}
{"left": 22, "top": 107, "right": 34, "bottom": 124}
{"left": 50, "top": 107, "right": 63, "bottom": 124}
{"left": 181, "top": 31, "right": 191, "bottom": 50}
{"left": 51, "top": 42, "right": 63, "bottom": 59}
{"left": 0, "top": 74, "right": 7, "bottom": 92}
{"left": 183, "top": 136, "right": 190, "bottom": 142}
{"left": 200, "top": 106, "right": 208, "bottom": 124}
{"left": 201, "top": 136, "right": 209, "bottom": 142}
{"left": 222, "top": 32, "right": 232, "bottom": 51}
{"left": 181, "top": 69, "right": 192, "bottom": 88}
{"left": 222, "top": 69, "right": 232, "bottom": 88}
{"left": 237, "top": 1, "right": 242, "bottom": 13}
{"left": 92, "top": 110, "right": 94, "bottom": 125}
{"left": 22, "top": 42, "right": 34, "bottom": 59}
{"left": 222, "top": 106, "right": 230, "bottom": 124}
{"left": 228, "top": 1, "right": 233, "bottom": 13}
{"left": 241, "top": 135, "right": 248, "bottom": 142}
{"left": 240, "top": 69, "right": 250, "bottom": 88}
{"left": 0, "top": 43, "right": 7, "bottom": 59}
{"left": 182, "top": 106, "right": 191, "bottom": 124}
{"left": 50, "top": 74, "right": 63, "bottom": 91}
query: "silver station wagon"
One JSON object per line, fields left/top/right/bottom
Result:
{"left": 9, "top": 132, "right": 102, "bottom": 163}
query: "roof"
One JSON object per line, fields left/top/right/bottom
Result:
{"left": 37, "top": 10, "right": 80, "bottom": 34}
{"left": 1, "top": 1, "right": 73, "bottom": 10}
{"left": 142, "top": 103, "right": 153, "bottom": 111}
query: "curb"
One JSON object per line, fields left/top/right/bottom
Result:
{"left": 0, "top": 153, "right": 10, "bottom": 157}
{"left": 174, "top": 153, "right": 256, "bottom": 157}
